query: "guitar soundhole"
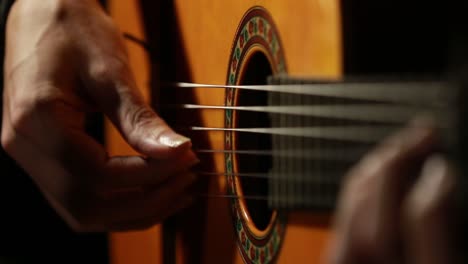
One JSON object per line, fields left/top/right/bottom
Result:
{"left": 237, "top": 52, "right": 273, "bottom": 231}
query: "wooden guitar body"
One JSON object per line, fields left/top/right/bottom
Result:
{"left": 106, "top": 1, "right": 342, "bottom": 263}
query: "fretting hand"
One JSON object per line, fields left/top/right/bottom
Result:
{"left": 325, "top": 120, "right": 459, "bottom": 264}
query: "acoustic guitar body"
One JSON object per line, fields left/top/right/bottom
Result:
{"left": 106, "top": 1, "right": 342, "bottom": 263}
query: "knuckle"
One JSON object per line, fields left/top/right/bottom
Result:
{"left": 89, "top": 56, "right": 129, "bottom": 86}
{"left": 88, "top": 60, "right": 114, "bottom": 86}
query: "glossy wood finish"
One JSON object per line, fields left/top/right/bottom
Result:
{"left": 106, "top": 1, "right": 342, "bottom": 263}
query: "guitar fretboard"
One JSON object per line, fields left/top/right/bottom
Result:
{"left": 266, "top": 75, "right": 457, "bottom": 210}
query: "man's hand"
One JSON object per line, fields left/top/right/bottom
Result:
{"left": 325, "top": 121, "right": 458, "bottom": 263}
{"left": 1, "top": 0, "right": 198, "bottom": 232}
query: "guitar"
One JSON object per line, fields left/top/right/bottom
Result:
{"left": 104, "top": 1, "right": 466, "bottom": 263}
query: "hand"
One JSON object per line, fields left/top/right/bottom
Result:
{"left": 325, "top": 120, "right": 459, "bottom": 264}
{"left": 1, "top": 0, "right": 198, "bottom": 232}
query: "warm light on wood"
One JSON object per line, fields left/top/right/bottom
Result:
{"left": 106, "top": 1, "right": 342, "bottom": 263}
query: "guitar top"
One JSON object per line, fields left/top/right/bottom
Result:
{"left": 105, "top": 1, "right": 467, "bottom": 263}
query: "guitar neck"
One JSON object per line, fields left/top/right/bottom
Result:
{"left": 264, "top": 75, "right": 458, "bottom": 210}
{"left": 166, "top": 77, "right": 459, "bottom": 211}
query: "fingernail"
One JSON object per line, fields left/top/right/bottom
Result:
{"left": 419, "top": 155, "right": 452, "bottom": 198}
{"left": 407, "top": 154, "right": 453, "bottom": 213}
{"left": 158, "top": 131, "right": 191, "bottom": 148}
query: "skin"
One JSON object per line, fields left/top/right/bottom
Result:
{"left": 1, "top": 0, "right": 198, "bottom": 232}
{"left": 325, "top": 120, "right": 460, "bottom": 264}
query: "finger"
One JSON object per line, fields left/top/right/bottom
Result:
{"left": 402, "top": 155, "right": 456, "bottom": 264}
{"left": 65, "top": 0, "right": 187, "bottom": 159}
{"left": 359, "top": 118, "right": 437, "bottom": 175}
{"left": 326, "top": 170, "right": 383, "bottom": 263}
{"left": 327, "top": 120, "right": 438, "bottom": 263}
{"left": 80, "top": 171, "right": 197, "bottom": 231}
{"left": 370, "top": 120, "right": 438, "bottom": 258}
{"left": 2, "top": 93, "right": 196, "bottom": 232}
{"left": 373, "top": 130, "right": 435, "bottom": 260}
{"left": 85, "top": 51, "right": 191, "bottom": 159}
{"left": 109, "top": 195, "right": 193, "bottom": 231}
{"left": 101, "top": 149, "right": 199, "bottom": 189}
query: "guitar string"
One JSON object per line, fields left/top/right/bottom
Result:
{"left": 180, "top": 125, "right": 448, "bottom": 143}
{"left": 121, "top": 33, "right": 453, "bottom": 133}
{"left": 194, "top": 194, "right": 336, "bottom": 205}
{"left": 195, "top": 171, "right": 344, "bottom": 180}
{"left": 197, "top": 194, "right": 269, "bottom": 201}
{"left": 122, "top": 33, "right": 453, "bottom": 109}
{"left": 121, "top": 34, "right": 336, "bottom": 205}
{"left": 162, "top": 104, "right": 448, "bottom": 123}
{"left": 195, "top": 193, "right": 337, "bottom": 205}
{"left": 196, "top": 194, "right": 336, "bottom": 204}
{"left": 122, "top": 33, "right": 452, "bottom": 204}
{"left": 193, "top": 148, "right": 368, "bottom": 160}
{"left": 170, "top": 82, "right": 450, "bottom": 107}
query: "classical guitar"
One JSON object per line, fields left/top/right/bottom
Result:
{"left": 104, "top": 1, "right": 467, "bottom": 263}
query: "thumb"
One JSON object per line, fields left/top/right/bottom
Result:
{"left": 86, "top": 58, "right": 191, "bottom": 158}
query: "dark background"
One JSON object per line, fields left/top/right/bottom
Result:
{"left": 341, "top": 1, "right": 449, "bottom": 75}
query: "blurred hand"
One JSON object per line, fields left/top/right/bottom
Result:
{"left": 1, "top": 0, "right": 198, "bottom": 232}
{"left": 326, "top": 120, "right": 459, "bottom": 264}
